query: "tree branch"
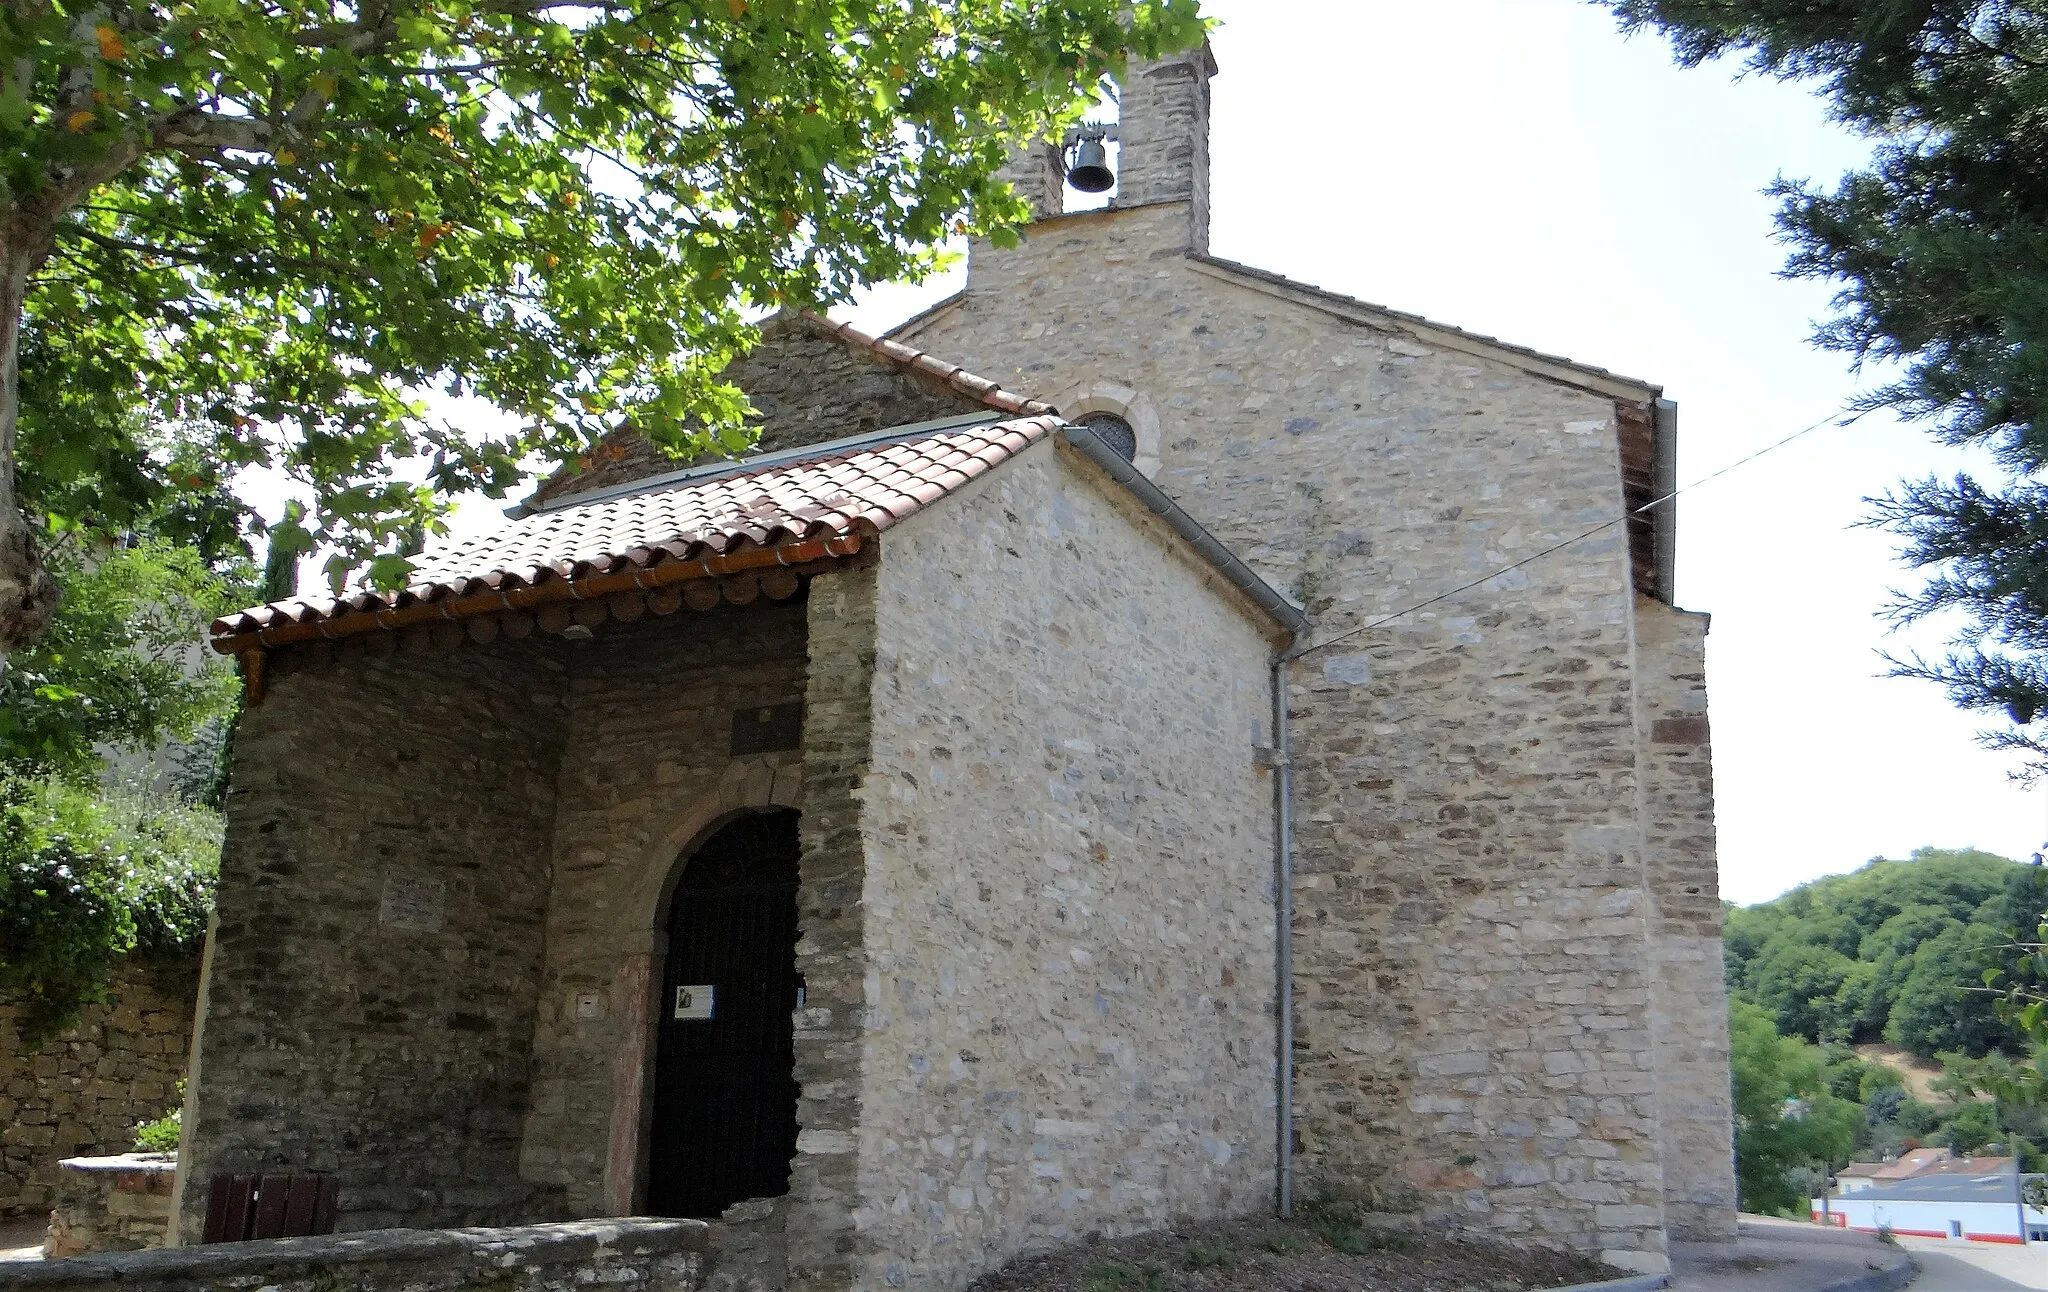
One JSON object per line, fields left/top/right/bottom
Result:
{"left": 156, "top": 108, "right": 274, "bottom": 154}
{"left": 52, "top": 223, "right": 370, "bottom": 281}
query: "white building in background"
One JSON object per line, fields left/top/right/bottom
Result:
{"left": 1833, "top": 1146, "right": 2013, "bottom": 1195}
{"left": 1814, "top": 1173, "right": 2047, "bottom": 1244}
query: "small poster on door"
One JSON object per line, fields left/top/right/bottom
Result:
{"left": 674, "top": 985, "right": 715, "bottom": 1020}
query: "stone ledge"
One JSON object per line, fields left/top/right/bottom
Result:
{"left": 55, "top": 1156, "right": 176, "bottom": 1176}
{"left": 0, "top": 1218, "right": 711, "bottom": 1290}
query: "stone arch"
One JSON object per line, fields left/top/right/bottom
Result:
{"left": 603, "top": 762, "right": 804, "bottom": 1215}
{"left": 640, "top": 769, "right": 804, "bottom": 940}
{"left": 1053, "top": 380, "right": 1162, "bottom": 480}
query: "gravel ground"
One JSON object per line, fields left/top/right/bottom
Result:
{"left": 967, "top": 1215, "right": 1623, "bottom": 1292}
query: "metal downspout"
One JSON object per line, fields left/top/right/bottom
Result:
{"left": 1273, "top": 651, "right": 1296, "bottom": 1218}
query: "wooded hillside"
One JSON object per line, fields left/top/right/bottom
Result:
{"left": 1727, "top": 847, "right": 2048, "bottom": 1058}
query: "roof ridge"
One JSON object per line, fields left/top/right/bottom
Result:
{"left": 794, "top": 311, "right": 1053, "bottom": 416}
{"left": 515, "top": 409, "right": 1015, "bottom": 518}
{"left": 1187, "top": 254, "right": 1660, "bottom": 399}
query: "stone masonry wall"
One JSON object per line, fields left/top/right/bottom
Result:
{"left": 730, "top": 324, "right": 987, "bottom": 458}
{"left": 517, "top": 602, "right": 810, "bottom": 1216}
{"left": 1633, "top": 598, "right": 1736, "bottom": 1241}
{"left": 1, "top": 958, "right": 195, "bottom": 1216}
{"left": 532, "top": 319, "right": 986, "bottom": 507}
{"left": 899, "top": 202, "right": 1673, "bottom": 1268}
{"left": 178, "top": 639, "right": 571, "bottom": 1241}
{"left": 784, "top": 563, "right": 884, "bottom": 1292}
{"left": 853, "top": 441, "right": 1282, "bottom": 1290}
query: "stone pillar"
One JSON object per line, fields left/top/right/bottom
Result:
{"left": 1635, "top": 596, "right": 1738, "bottom": 1242}
{"left": 602, "top": 951, "right": 655, "bottom": 1216}
{"left": 45, "top": 1154, "right": 178, "bottom": 1257}
{"left": 783, "top": 563, "right": 880, "bottom": 1291}
{"left": 1111, "top": 42, "right": 1216, "bottom": 251}
{"left": 996, "top": 140, "right": 1065, "bottom": 224}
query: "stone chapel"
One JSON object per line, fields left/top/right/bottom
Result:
{"left": 169, "top": 39, "right": 1732, "bottom": 1292}
{"left": 902, "top": 40, "right": 1737, "bottom": 1262}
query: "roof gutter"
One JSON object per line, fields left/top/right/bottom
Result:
{"left": 207, "top": 534, "right": 863, "bottom": 656}
{"left": 1652, "top": 398, "right": 1679, "bottom": 605}
{"left": 1057, "top": 422, "right": 1308, "bottom": 641}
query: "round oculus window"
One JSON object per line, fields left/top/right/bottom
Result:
{"left": 1078, "top": 412, "right": 1137, "bottom": 462}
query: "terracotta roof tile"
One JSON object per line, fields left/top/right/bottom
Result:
{"left": 211, "top": 414, "right": 1061, "bottom": 643}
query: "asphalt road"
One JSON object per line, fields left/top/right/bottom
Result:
{"left": 1898, "top": 1236, "right": 2048, "bottom": 1290}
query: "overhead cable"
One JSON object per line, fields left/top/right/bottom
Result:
{"left": 1296, "top": 403, "right": 1871, "bottom": 658}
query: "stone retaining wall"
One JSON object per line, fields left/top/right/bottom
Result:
{"left": 0, "top": 1219, "right": 709, "bottom": 1292}
{"left": 0, "top": 957, "right": 197, "bottom": 1216}
{"left": 43, "top": 1154, "right": 177, "bottom": 1258}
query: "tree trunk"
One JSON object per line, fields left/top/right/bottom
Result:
{"left": 0, "top": 241, "right": 63, "bottom": 662}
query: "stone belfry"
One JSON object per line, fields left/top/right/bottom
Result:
{"left": 1112, "top": 43, "right": 1214, "bottom": 246}
{"left": 997, "top": 42, "right": 1216, "bottom": 251}
{"left": 907, "top": 33, "right": 1737, "bottom": 1272}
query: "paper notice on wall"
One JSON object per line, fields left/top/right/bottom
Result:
{"left": 379, "top": 872, "right": 447, "bottom": 933}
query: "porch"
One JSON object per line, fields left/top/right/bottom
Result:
{"left": 179, "top": 572, "right": 870, "bottom": 1275}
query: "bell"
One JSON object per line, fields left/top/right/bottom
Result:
{"left": 1067, "top": 137, "right": 1114, "bottom": 193}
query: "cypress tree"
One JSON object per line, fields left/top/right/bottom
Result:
{"left": 1609, "top": 1, "right": 2048, "bottom": 753}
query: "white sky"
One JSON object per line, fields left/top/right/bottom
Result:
{"left": 392, "top": 0, "right": 2043, "bottom": 905}
{"left": 836, "top": 0, "right": 2048, "bottom": 904}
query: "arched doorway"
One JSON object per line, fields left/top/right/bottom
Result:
{"left": 646, "top": 809, "right": 802, "bottom": 1218}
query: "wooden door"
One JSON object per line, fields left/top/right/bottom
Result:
{"left": 646, "top": 810, "right": 802, "bottom": 1218}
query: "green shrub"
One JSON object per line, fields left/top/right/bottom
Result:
{"left": 0, "top": 777, "right": 220, "bottom": 1045}
{"left": 1318, "top": 1222, "right": 1414, "bottom": 1255}
{"left": 1298, "top": 1194, "right": 1415, "bottom": 1255}
{"left": 0, "top": 542, "right": 241, "bottom": 782}
{"left": 133, "top": 1108, "right": 180, "bottom": 1153}
{"left": 1729, "top": 1001, "right": 1861, "bottom": 1214}
{"left": 1895, "top": 1097, "right": 1945, "bottom": 1138}
{"left": 1860, "top": 1062, "right": 1907, "bottom": 1101}
{"left": 1081, "top": 1262, "right": 1164, "bottom": 1292}
{"left": 1183, "top": 1237, "right": 1231, "bottom": 1269}
{"left": 1942, "top": 1100, "right": 2003, "bottom": 1153}
{"left": 133, "top": 1080, "right": 186, "bottom": 1153}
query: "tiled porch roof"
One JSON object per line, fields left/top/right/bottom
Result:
{"left": 210, "top": 413, "right": 1058, "bottom": 649}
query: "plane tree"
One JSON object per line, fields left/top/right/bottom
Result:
{"left": 0, "top": 0, "right": 1203, "bottom": 653}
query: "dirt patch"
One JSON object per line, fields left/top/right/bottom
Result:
{"left": 1853, "top": 1043, "right": 1956, "bottom": 1104}
{"left": 967, "top": 1215, "right": 1623, "bottom": 1292}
